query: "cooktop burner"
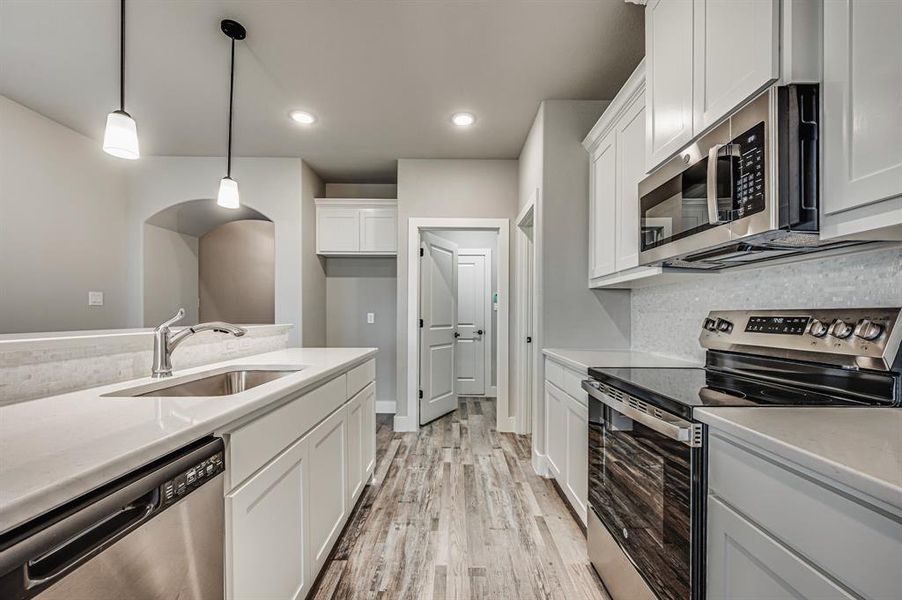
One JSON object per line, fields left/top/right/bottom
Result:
{"left": 588, "top": 366, "right": 886, "bottom": 420}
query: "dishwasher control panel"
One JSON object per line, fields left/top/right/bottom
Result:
{"left": 160, "top": 450, "right": 224, "bottom": 506}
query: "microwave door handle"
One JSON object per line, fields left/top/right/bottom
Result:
{"left": 707, "top": 143, "right": 726, "bottom": 225}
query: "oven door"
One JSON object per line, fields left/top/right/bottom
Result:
{"left": 585, "top": 380, "right": 704, "bottom": 600}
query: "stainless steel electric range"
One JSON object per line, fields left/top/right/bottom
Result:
{"left": 582, "top": 308, "right": 902, "bottom": 600}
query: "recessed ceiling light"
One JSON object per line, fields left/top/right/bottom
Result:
{"left": 289, "top": 110, "right": 316, "bottom": 125}
{"left": 451, "top": 112, "right": 476, "bottom": 127}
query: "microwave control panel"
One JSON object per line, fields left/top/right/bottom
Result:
{"left": 731, "top": 121, "right": 766, "bottom": 218}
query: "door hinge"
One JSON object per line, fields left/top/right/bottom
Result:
{"left": 526, "top": 336, "right": 532, "bottom": 343}
{"left": 419, "top": 318, "right": 424, "bottom": 328}
{"left": 419, "top": 247, "right": 424, "bottom": 257}
{"left": 418, "top": 389, "right": 423, "bottom": 399}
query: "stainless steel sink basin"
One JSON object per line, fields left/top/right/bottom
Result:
{"left": 106, "top": 367, "right": 302, "bottom": 397}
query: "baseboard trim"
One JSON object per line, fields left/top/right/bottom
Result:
{"left": 486, "top": 385, "right": 497, "bottom": 398}
{"left": 375, "top": 400, "right": 396, "bottom": 414}
{"left": 532, "top": 450, "right": 550, "bottom": 478}
{"left": 393, "top": 414, "right": 417, "bottom": 432}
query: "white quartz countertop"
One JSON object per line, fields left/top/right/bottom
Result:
{"left": 0, "top": 347, "right": 376, "bottom": 535}
{"left": 697, "top": 407, "right": 902, "bottom": 511}
{"left": 542, "top": 348, "right": 699, "bottom": 373}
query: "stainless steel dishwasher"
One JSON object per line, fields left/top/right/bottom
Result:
{"left": 0, "top": 437, "right": 225, "bottom": 599}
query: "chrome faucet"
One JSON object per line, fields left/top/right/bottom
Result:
{"left": 151, "top": 308, "right": 247, "bottom": 378}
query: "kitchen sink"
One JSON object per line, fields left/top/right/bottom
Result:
{"left": 106, "top": 366, "right": 303, "bottom": 397}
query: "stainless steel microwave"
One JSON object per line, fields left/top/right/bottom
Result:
{"left": 638, "top": 85, "right": 861, "bottom": 269}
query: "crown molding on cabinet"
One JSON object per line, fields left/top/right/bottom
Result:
{"left": 582, "top": 58, "right": 646, "bottom": 154}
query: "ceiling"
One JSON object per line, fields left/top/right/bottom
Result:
{"left": 0, "top": 0, "right": 644, "bottom": 182}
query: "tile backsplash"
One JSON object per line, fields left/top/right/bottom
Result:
{"left": 631, "top": 246, "right": 902, "bottom": 363}
{"left": 0, "top": 324, "right": 292, "bottom": 404}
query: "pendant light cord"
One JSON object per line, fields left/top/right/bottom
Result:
{"left": 227, "top": 38, "right": 235, "bottom": 177}
{"left": 119, "top": 0, "right": 125, "bottom": 111}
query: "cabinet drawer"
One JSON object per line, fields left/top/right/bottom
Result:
{"left": 227, "top": 375, "right": 347, "bottom": 488}
{"left": 347, "top": 359, "right": 375, "bottom": 399}
{"left": 544, "top": 358, "right": 564, "bottom": 390}
{"left": 708, "top": 433, "right": 902, "bottom": 599}
{"left": 561, "top": 366, "right": 587, "bottom": 406}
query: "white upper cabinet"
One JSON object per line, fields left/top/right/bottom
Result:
{"left": 692, "top": 0, "right": 779, "bottom": 133}
{"left": 589, "top": 131, "right": 617, "bottom": 279}
{"left": 646, "top": 0, "right": 695, "bottom": 170}
{"left": 316, "top": 199, "right": 398, "bottom": 255}
{"left": 821, "top": 0, "right": 902, "bottom": 239}
{"left": 584, "top": 60, "right": 663, "bottom": 288}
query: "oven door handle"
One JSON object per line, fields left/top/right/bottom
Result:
{"left": 707, "top": 143, "right": 739, "bottom": 225}
{"left": 582, "top": 380, "right": 702, "bottom": 447}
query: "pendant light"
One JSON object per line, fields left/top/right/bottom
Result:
{"left": 217, "top": 19, "right": 246, "bottom": 209}
{"left": 103, "top": 0, "right": 140, "bottom": 159}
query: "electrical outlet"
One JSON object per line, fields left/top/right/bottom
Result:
{"left": 88, "top": 291, "right": 104, "bottom": 306}
{"left": 367, "top": 312, "right": 375, "bottom": 324}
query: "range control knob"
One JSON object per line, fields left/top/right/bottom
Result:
{"left": 807, "top": 319, "right": 829, "bottom": 338}
{"left": 854, "top": 319, "right": 884, "bottom": 341}
{"left": 830, "top": 319, "right": 854, "bottom": 339}
{"left": 703, "top": 318, "right": 718, "bottom": 332}
{"left": 716, "top": 318, "right": 733, "bottom": 333}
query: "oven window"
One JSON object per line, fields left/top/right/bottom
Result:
{"left": 589, "top": 406, "right": 693, "bottom": 600}
{"left": 640, "top": 155, "right": 732, "bottom": 251}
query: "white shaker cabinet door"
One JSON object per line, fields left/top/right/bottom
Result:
{"left": 707, "top": 497, "right": 856, "bottom": 600}
{"left": 346, "top": 387, "right": 365, "bottom": 505}
{"left": 317, "top": 207, "right": 360, "bottom": 253}
{"left": 589, "top": 130, "right": 617, "bottom": 279}
{"left": 692, "top": 0, "right": 778, "bottom": 133}
{"left": 823, "top": 0, "right": 902, "bottom": 217}
{"left": 308, "top": 407, "right": 349, "bottom": 574}
{"left": 646, "top": 0, "right": 695, "bottom": 171}
{"left": 544, "top": 382, "right": 566, "bottom": 480}
{"left": 563, "top": 393, "right": 588, "bottom": 524}
{"left": 227, "top": 435, "right": 310, "bottom": 600}
{"left": 362, "top": 382, "right": 377, "bottom": 478}
{"left": 359, "top": 208, "right": 397, "bottom": 253}
{"left": 615, "top": 93, "right": 647, "bottom": 272}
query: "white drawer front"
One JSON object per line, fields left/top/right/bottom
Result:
{"left": 228, "top": 375, "right": 347, "bottom": 489}
{"left": 544, "top": 358, "right": 564, "bottom": 390}
{"left": 708, "top": 433, "right": 902, "bottom": 599}
{"left": 347, "top": 359, "right": 375, "bottom": 399}
{"left": 561, "top": 366, "right": 587, "bottom": 406}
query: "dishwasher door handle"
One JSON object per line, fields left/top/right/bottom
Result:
{"left": 24, "top": 492, "right": 158, "bottom": 589}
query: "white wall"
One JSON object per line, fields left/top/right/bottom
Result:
{"left": 324, "top": 183, "right": 397, "bottom": 199}
{"left": 0, "top": 95, "right": 130, "bottom": 333}
{"left": 127, "top": 157, "right": 308, "bottom": 345}
{"left": 143, "top": 224, "right": 199, "bottom": 326}
{"left": 301, "top": 162, "right": 326, "bottom": 346}
{"left": 396, "top": 159, "right": 518, "bottom": 419}
{"left": 326, "top": 257, "right": 397, "bottom": 410}
{"left": 632, "top": 246, "right": 902, "bottom": 363}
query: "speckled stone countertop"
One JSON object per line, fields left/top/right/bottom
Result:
{"left": 542, "top": 348, "right": 699, "bottom": 373}
{"left": 697, "top": 407, "right": 902, "bottom": 511}
{"left": 0, "top": 347, "right": 376, "bottom": 535}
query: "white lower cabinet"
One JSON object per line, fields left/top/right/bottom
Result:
{"left": 224, "top": 363, "right": 376, "bottom": 600}
{"left": 227, "top": 435, "right": 311, "bottom": 600}
{"left": 543, "top": 357, "right": 588, "bottom": 525}
{"left": 308, "top": 406, "right": 349, "bottom": 574}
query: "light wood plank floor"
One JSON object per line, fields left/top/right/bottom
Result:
{"left": 310, "top": 397, "right": 609, "bottom": 600}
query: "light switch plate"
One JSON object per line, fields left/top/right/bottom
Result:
{"left": 367, "top": 312, "right": 375, "bottom": 324}
{"left": 88, "top": 291, "right": 104, "bottom": 306}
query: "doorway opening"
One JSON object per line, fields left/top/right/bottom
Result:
{"left": 142, "top": 199, "right": 274, "bottom": 326}
{"left": 516, "top": 198, "right": 537, "bottom": 438}
{"left": 406, "top": 218, "right": 511, "bottom": 431}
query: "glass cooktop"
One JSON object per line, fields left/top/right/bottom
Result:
{"left": 588, "top": 366, "right": 876, "bottom": 420}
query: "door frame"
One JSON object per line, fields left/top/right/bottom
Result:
{"left": 515, "top": 196, "right": 539, "bottom": 438}
{"left": 404, "top": 218, "right": 511, "bottom": 432}
{"left": 457, "top": 247, "right": 493, "bottom": 398}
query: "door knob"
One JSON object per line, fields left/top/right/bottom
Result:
{"left": 476, "top": 329, "right": 484, "bottom": 335}
{"left": 453, "top": 332, "right": 460, "bottom": 338}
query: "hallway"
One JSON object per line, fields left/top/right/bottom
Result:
{"left": 310, "top": 398, "right": 608, "bottom": 600}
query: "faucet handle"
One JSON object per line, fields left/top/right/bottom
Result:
{"left": 157, "top": 308, "right": 186, "bottom": 331}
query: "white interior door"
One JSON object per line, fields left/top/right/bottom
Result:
{"left": 455, "top": 249, "right": 490, "bottom": 396}
{"left": 419, "top": 232, "right": 459, "bottom": 425}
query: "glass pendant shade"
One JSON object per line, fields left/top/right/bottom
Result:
{"left": 217, "top": 176, "right": 240, "bottom": 209}
{"left": 103, "top": 110, "right": 140, "bottom": 159}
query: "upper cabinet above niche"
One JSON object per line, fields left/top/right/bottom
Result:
{"left": 315, "top": 199, "right": 398, "bottom": 256}
{"left": 645, "top": 0, "right": 819, "bottom": 173}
